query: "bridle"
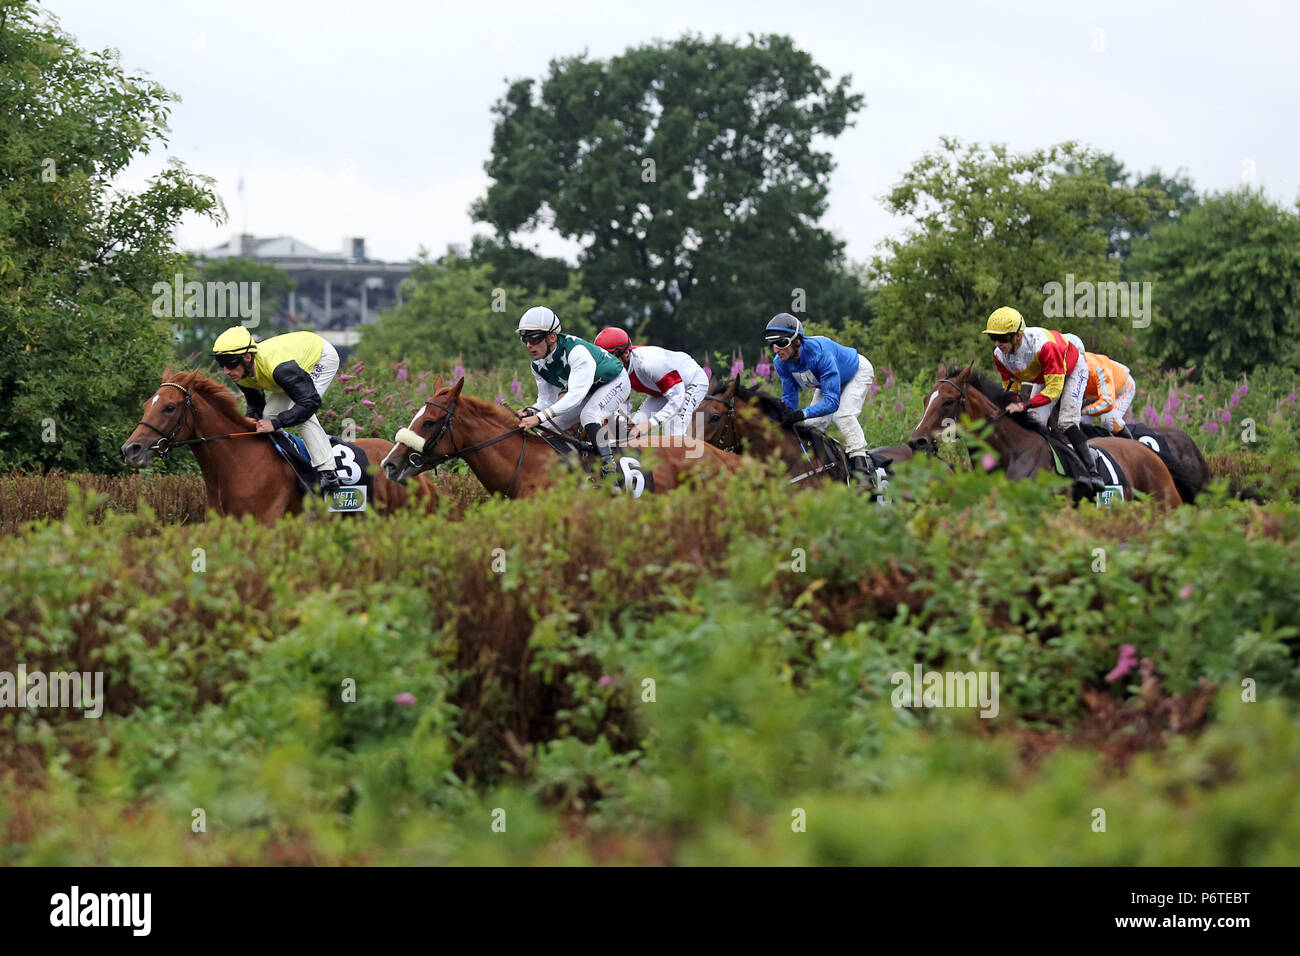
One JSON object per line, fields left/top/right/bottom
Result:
{"left": 402, "top": 396, "right": 532, "bottom": 497}
{"left": 699, "top": 393, "right": 740, "bottom": 453}
{"left": 134, "top": 383, "right": 197, "bottom": 455}
{"left": 133, "top": 382, "right": 261, "bottom": 457}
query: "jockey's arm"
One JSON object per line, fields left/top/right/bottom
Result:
{"left": 538, "top": 348, "right": 596, "bottom": 425}
{"left": 778, "top": 362, "right": 800, "bottom": 411}
{"left": 267, "top": 361, "right": 321, "bottom": 428}
{"left": 1027, "top": 341, "right": 1068, "bottom": 408}
{"left": 649, "top": 372, "right": 685, "bottom": 425}
{"left": 239, "top": 385, "right": 266, "bottom": 422}
{"left": 801, "top": 349, "right": 843, "bottom": 418}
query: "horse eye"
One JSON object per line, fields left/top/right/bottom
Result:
{"left": 164, "top": 404, "right": 175, "bottom": 413}
{"left": 710, "top": 414, "right": 720, "bottom": 422}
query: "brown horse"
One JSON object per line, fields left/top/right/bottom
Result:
{"left": 380, "top": 377, "right": 740, "bottom": 497}
{"left": 121, "top": 370, "right": 439, "bottom": 524}
{"left": 907, "top": 364, "right": 1183, "bottom": 506}
{"left": 701, "top": 378, "right": 912, "bottom": 484}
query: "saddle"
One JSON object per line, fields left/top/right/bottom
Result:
{"left": 532, "top": 425, "right": 655, "bottom": 497}
{"left": 1033, "top": 425, "right": 1128, "bottom": 501}
{"left": 266, "top": 432, "right": 372, "bottom": 510}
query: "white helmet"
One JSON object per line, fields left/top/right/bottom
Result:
{"left": 517, "top": 306, "right": 561, "bottom": 336}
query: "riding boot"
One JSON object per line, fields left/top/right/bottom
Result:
{"left": 318, "top": 468, "right": 342, "bottom": 493}
{"left": 848, "top": 454, "right": 873, "bottom": 487}
{"left": 1063, "top": 424, "right": 1106, "bottom": 495}
{"left": 583, "top": 422, "right": 617, "bottom": 482}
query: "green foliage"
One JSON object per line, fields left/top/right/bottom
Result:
{"left": 0, "top": 2, "right": 222, "bottom": 473}
{"left": 1129, "top": 187, "right": 1300, "bottom": 379}
{"left": 2, "top": 460, "right": 1299, "bottom": 863}
{"left": 355, "top": 253, "right": 594, "bottom": 372}
{"left": 472, "top": 33, "right": 863, "bottom": 353}
{"left": 868, "top": 139, "right": 1167, "bottom": 377}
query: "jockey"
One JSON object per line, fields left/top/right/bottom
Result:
{"left": 764, "top": 312, "right": 883, "bottom": 486}
{"left": 592, "top": 327, "right": 707, "bottom": 440}
{"left": 514, "top": 307, "right": 631, "bottom": 478}
{"left": 983, "top": 306, "right": 1105, "bottom": 494}
{"left": 212, "top": 326, "right": 342, "bottom": 491}
{"left": 1081, "top": 351, "right": 1136, "bottom": 439}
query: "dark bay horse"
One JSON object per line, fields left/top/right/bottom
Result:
{"left": 121, "top": 370, "right": 440, "bottom": 524}
{"left": 380, "top": 378, "right": 740, "bottom": 497}
{"left": 907, "top": 364, "right": 1183, "bottom": 507}
{"left": 701, "top": 378, "right": 912, "bottom": 484}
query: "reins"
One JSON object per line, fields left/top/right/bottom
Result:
{"left": 135, "top": 382, "right": 262, "bottom": 456}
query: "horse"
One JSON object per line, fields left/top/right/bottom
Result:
{"left": 121, "top": 370, "right": 439, "bottom": 524}
{"left": 700, "top": 378, "right": 913, "bottom": 484}
{"left": 380, "top": 377, "right": 740, "bottom": 497}
{"left": 907, "top": 363, "right": 1183, "bottom": 507}
{"left": 1082, "top": 423, "right": 1211, "bottom": 504}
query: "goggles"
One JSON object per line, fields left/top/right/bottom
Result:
{"left": 214, "top": 353, "right": 247, "bottom": 369}
{"left": 519, "top": 330, "right": 550, "bottom": 345}
{"left": 767, "top": 335, "right": 795, "bottom": 350}
{"left": 990, "top": 333, "right": 1017, "bottom": 344}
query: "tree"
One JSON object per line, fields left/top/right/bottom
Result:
{"left": 1129, "top": 187, "right": 1300, "bottom": 378}
{"left": 471, "top": 33, "right": 863, "bottom": 353}
{"left": 467, "top": 235, "right": 574, "bottom": 300}
{"left": 866, "top": 139, "right": 1167, "bottom": 377}
{"left": 355, "top": 253, "right": 595, "bottom": 373}
{"left": 0, "top": 2, "right": 222, "bottom": 472}
{"left": 1070, "top": 153, "right": 1199, "bottom": 264}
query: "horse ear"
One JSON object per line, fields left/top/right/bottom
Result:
{"left": 724, "top": 378, "right": 738, "bottom": 398}
{"left": 449, "top": 377, "right": 465, "bottom": 397}
{"left": 961, "top": 362, "right": 975, "bottom": 381}
{"left": 936, "top": 362, "right": 947, "bottom": 381}
{"left": 433, "top": 373, "right": 444, "bottom": 392}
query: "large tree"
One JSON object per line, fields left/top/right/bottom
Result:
{"left": 1129, "top": 187, "right": 1300, "bottom": 379}
{"left": 471, "top": 33, "right": 863, "bottom": 353}
{"left": 0, "top": 2, "right": 221, "bottom": 472}
{"left": 866, "top": 139, "right": 1167, "bottom": 377}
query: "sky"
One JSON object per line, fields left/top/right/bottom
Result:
{"left": 51, "top": 0, "right": 1300, "bottom": 266}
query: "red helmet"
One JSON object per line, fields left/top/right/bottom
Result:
{"left": 594, "top": 327, "right": 632, "bottom": 353}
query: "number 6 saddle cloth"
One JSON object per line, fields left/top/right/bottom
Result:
{"left": 267, "top": 432, "right": 372, "bottom": 496}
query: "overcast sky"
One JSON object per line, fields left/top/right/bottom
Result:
{"left": 52, "top": 0, "right": 1300, "bottom": 266}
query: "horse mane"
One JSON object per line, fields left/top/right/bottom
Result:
{"left": 946, "top": 364, "right": 1046, "bottom": 431}
{"left": 164, "top": 368, "right": 253, "bottom": 424}
{"left": 729, "top": 380, "right": 793, "bottom": 422}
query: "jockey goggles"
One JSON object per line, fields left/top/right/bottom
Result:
{"left": 767, "top": 335, "right": 796, "bottom": 350}
{"left": 519, "top": 330, "right": 550, "bottom": 345}
{"left": 214, "top": 353, "right": 247, "bottom": 369}
{"left": 990, "top": 333, "right": 1017, "bottom": 344}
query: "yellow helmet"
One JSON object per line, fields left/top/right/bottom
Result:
{"left": 212, "top": 326, "right": 257, "bottom": 355}
{"left": 983, "top": 307, "right": 1026, "bottom": 336}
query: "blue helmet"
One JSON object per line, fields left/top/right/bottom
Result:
{"left": 764, "top": 313, "right": 802, "bottom": 345}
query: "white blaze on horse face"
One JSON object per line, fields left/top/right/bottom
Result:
{"left": 151, "top": 395, "right": 160, "bottom": 406}
{"left": 915, "top": 390, "right": 939, "bottom": 432}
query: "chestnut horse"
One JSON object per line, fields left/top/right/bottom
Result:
{"left": 121, "top": 370, "right": 439, "bottom": 524}
{"left": 701, "top": 378, "right": 912, "bottom": 484}
{"left": 380, "top": 378, "right": 740, "bottom": 497}
{"left": 907, "top": 364, "right": 1182, "bottom": 506}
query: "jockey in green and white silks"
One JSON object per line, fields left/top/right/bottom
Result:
{"left": 513, "top": 307, "right": 631, "bottom": 477}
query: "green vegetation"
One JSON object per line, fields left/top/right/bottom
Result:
{"left": 0, "top": 2, "right": 222, "bottom": 473}
{"left": 2, "top": 463, "right": 1298, "bottom": 864}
